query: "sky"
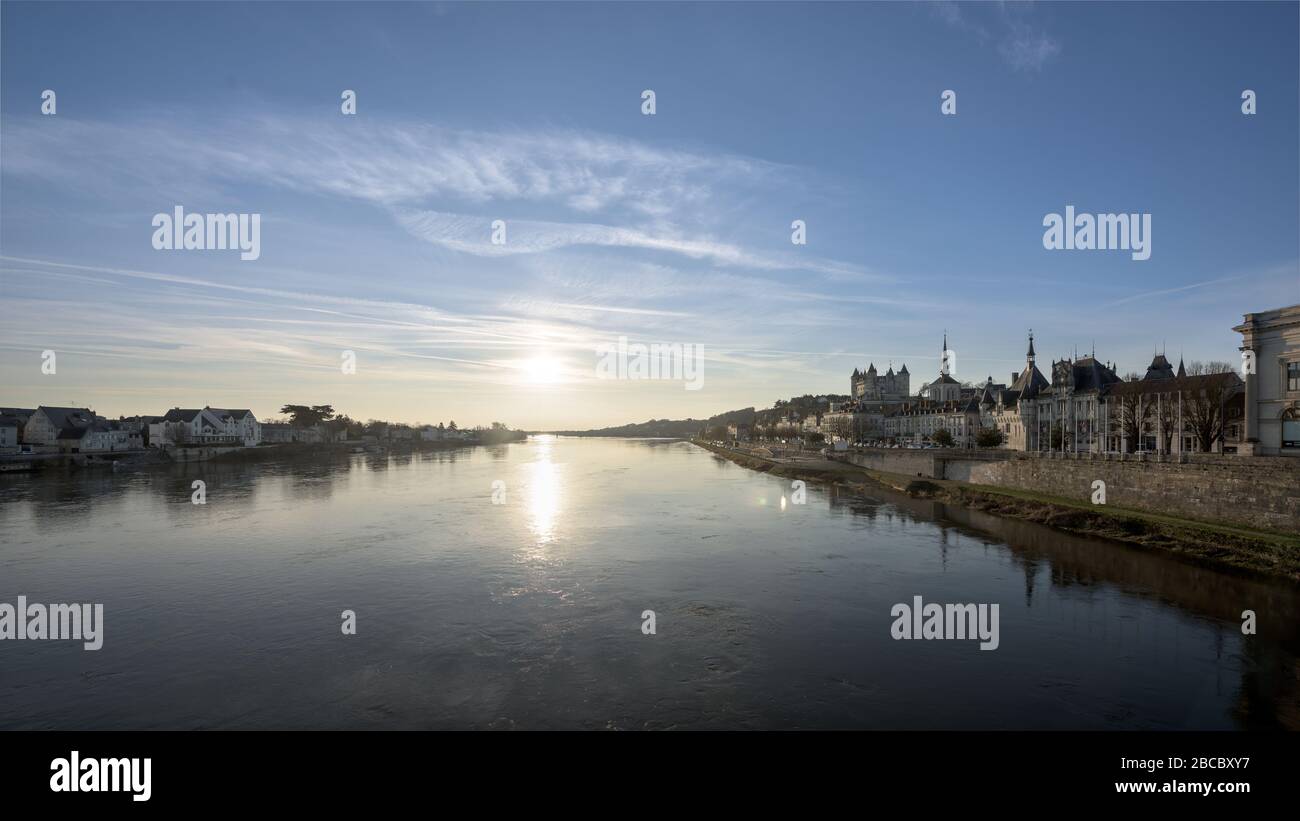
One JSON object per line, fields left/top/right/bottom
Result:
{"left": 1, "top": 1, "right": 1297, "bottom": 430}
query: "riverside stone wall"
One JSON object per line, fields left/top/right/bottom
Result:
{"left": 967, "top": 453, "right": 1300, "bottom": 532}
{"left": 840, "top": 448, "right": 1299, "bottom": 532}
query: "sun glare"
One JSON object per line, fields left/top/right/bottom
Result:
{"left": 523, "top": 356, "right": 565, "bottom": 385}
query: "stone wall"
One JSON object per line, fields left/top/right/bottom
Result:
{"left": 841, "top": 449, "right": 940, "bottom": 478}
{"left": 968, "top": 453, "right": 1299, "bottom": 532}
{"left": 840, "top": 449, "right": 1015, "bottom": 482}
{"left": 840, "top": 448, "right": 1300, "bottom": 532}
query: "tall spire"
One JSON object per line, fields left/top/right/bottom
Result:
{"left": 1026, "top": 329, "right": 1036, "bottom": 363}
{"left": 941, "top": 330, "right": 949, "bottom": 375}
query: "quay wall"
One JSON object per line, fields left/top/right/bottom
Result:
{"left": 839, "top": 449, "right": 1300, "bottom": 532}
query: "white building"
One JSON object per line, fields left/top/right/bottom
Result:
{"left": 885, "top": 398, "right": 982, "bottom": 446}
{"left": 206, "top": 407, "right": 261, "bottom": 446}
{"left": 1234, "top": 304, "right": 1300, "bottom": 456}
{"left": 149, "top": 408, "right": 236, "bottom": 447}
{"left": 57, "top": 422, "right": 132, "bottom": 453}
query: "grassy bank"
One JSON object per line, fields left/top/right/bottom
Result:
{"left": 692, "top": 440, "right": 1300, "bottom": 583}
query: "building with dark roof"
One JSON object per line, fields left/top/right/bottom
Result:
{"left": 147, "top": 408, "right": 241, "bottom": 447}
{"left": 974, "top": 333, "right": 1051, "bottom": 449}
{"left": 1104, "top": 370, "right": 1244, "bottom": 454}
{"left": 55, "top": 420, "right": 132, "bottom": 453}
{"left": 22, "top": 406, "right": 99, "bottom": 446}
{"left": 883, "top": 395, "right": 983, "bottom": 446}
{"left": 204, "top": 407, "right": 262, "bottom": 446}
{"left": 1031, "top": 354, "right": 1124, "bottom": 453}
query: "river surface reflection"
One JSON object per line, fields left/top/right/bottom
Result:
{"left": 1, "top": 437, "right": 1295, "bottom": 729}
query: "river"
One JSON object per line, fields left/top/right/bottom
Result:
{"left": 1, "top": 436, "right": 1295, "bottom": 729}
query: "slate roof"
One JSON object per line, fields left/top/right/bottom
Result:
{"left": 207, "top": 407, "right": 254, "bottom": 420}
{"left": 159, "top": 408, "right": 206, "bottom": 423}
{"left": 1107, "top": 371, "right": 1243, "bottom": 398}
{"left": 56, "top": 421, "right": 111, "bottom": 440}
{"left": 889, "top": 397, "right": 982, "bottom": 416}
{"left": 1008, "top": 363, "right": 1049, "bottom": 400}
{"left": 35, "top": 407, "right": 96, "bottom": 428}
{"left": 1071, "top": 357, "right": 1122, "bottom": 393}
{"left": 1144, "top": 354, "right": 1176, "bottom": 381}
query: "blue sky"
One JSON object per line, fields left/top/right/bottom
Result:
{"left": 2, "top": 1, "right": 1297, "bottom": 429}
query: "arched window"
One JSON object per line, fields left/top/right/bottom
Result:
{"left": 1282, "top": 408, "right": 1300, "bottom": 449}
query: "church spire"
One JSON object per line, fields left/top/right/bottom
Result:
{"left": 1026, "top": 330, "right": 1036, "bottom": 363}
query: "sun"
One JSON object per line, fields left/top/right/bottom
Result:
{"left": 522, "top": 356, "right": 565, "bottom": 385}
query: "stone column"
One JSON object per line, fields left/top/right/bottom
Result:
{"left": 1243, "top": 346, "right": 1259, "bottom": 444}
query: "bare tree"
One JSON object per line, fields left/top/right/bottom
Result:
{"left": 1186, "top": 361, "right": 1234, "bottom": 376}
{"left": 1183, "top": 372, "right": 1242, "bottom": 453}
{"left": 1155, "top": 392, "right": 1177, "bottom": 453}
{"left": 1115, "top": 392, "right": 1148, "bottom": 452}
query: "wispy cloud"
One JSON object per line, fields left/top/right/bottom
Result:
{"left": 1102, "top": 262, "right": 1298, "bottom": 307}
{"left": 3, "top": 117, "right": 777, "bottom": 214}
{"left": 4, "top": 113, "right": 871, "bottom": 279}
{"left": 931, "top": 2, "right": 1061, "bottom": 72}
{"left": 391, "top": 207, "right": 866, "bottom": 277}
{"left": 999, "top": 21, "right": 1063, "bottom": 72}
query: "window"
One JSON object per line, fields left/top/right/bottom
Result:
{"left": 1288, "top": 361, "right": 1300, "bottom": 393}
{"left": 1283, "top": 408, "right": 1300, "bottom": 449}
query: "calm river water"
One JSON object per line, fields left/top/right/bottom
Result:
{"left": 1, "top": 437, "right": 1296, "bottom": 729}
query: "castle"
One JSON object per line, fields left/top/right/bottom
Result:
{"left": 850, "top": 362, "right": 909, "bottom": 405}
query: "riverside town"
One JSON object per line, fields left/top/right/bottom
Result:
{"left": 1, "top": 0, "right": 1297, "bottom": 805}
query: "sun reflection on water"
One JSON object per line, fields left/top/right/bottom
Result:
{"left": 525, "top": 435, "right": 562, "bottom": 547}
